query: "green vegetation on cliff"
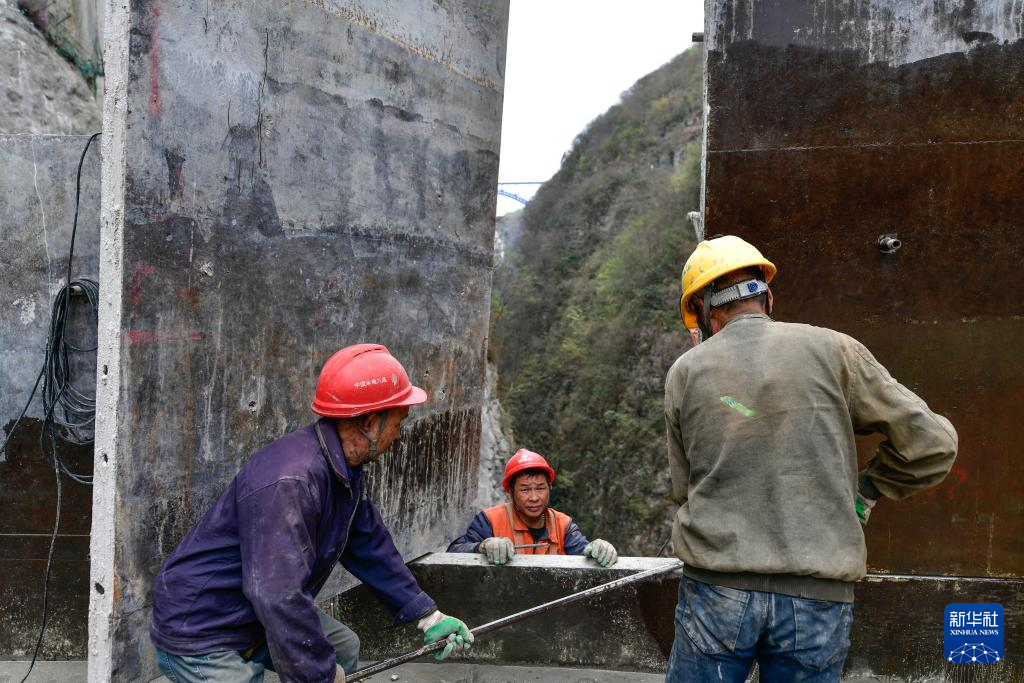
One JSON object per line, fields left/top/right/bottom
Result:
{"left": 492, "top": 49, "right": 702, "bottom": 554}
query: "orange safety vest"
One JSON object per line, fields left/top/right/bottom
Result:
{"left": 482, "top": 502, "right": 572, "bottom": 555}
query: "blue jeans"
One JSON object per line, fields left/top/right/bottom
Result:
{"left": 666, "top": 577, "right": 853, "bottom": 683}
{"left": 155, "top": 607, "right": 359, "bottom": 682}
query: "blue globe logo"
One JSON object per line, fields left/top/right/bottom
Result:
{"left": 948, "top": 643, "right": 1001, "bottom": 663}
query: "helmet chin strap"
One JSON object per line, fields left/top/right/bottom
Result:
{"left": 359, "top": 408, "right": 390, "bottom": 462}
{"left": 697, "top": 284, "right": 715, "bottom": 340}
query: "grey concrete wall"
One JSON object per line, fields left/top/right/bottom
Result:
{"left": 89, "top": 0, "right": 508, "bottom": 680}
{"left": 0, "top": 134, "right": 100, "bottom": 657}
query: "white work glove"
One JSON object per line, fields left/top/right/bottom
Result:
{"left": 333, "top": 664, "right": 346, "bottom": 683}
{"left": 478, "top": 536, "right": 515, "bottom": 565}
{"left": 418, "top": 610, "right": 474, "bottom": 660}
{"left": 584, "top": 539, "right": 618, "bottom": 567}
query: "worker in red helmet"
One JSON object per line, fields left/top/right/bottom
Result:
{"left": 150, "top": 344, "right": 473, "bottom": 683}
{"left": 447, "top": 449, "right": 619, "bottom": 567}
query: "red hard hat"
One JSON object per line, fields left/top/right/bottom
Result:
{"left": 502, "top": 448, "right": 556, "bottom": 492}
{"left": 311, "top": 344, "right": 427, "bottom": 418}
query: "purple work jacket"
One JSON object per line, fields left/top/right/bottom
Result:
{"left": 150, "top": 418, "right": 436, "bottom": 682}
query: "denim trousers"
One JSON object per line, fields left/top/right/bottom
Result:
{"left": 665, "top": 577, "right": 853, "bottom": 683}
{"left": 154, "top": 607, "right": 359, "bottom": 683}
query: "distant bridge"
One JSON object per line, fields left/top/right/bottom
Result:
{"left": 497, "top": 181, "right": 544, "bottom": 206}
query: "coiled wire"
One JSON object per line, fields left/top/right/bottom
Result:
{"left": 40, "top": 277, "right": 99, "bottom": 482}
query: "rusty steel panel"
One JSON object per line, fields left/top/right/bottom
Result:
{"left": 704, "top": 0, "right": 1024, "bottom": 580}
{"left": 705, "top": 145, "right": 1024, "bottom": 576}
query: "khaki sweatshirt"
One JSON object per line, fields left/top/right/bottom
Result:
{"left": 664, "top": 313, "right": 957, "bottom": 602}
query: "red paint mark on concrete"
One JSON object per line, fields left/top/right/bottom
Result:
{"left": 148, "top": 0, "right": 162, "bottom": 119}
{"left": 129, "top": 263, "right": 157, "bottom": 306}
{"left": 942, "top": 465, "right": 969, "bottom": 501}
{"left": 123, "top": 330, "right": 205, "bottom": 346}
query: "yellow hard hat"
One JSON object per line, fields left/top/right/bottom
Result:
{"left": 679, "top": 236, "right": 777, "bottom": 329}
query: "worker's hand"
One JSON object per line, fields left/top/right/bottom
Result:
{"left": 855, "top": 472, "right": 880, "bottom": 525}
{"left": 478, "top": 537, "right": 515, "bottom": 565}
{"left": 333, "top": 664, "right": 346, "bottom": 683}
{"left": 418, "top": 610, "right": 474, "bottom": 660}
{"left": 584, "top": 539, "right": 619, "bottom": 567}
{"left": 855, "top": 491, "right": 877, "bottom": 525}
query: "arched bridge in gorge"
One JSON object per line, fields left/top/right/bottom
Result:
{"left": 497, "top": 181, "right": 544, "bottom": 205}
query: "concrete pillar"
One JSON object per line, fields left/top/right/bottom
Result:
{"left": 89, "top": 1, "right": 508, "bottom": 679}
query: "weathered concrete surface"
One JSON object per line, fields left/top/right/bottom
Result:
{"left": 330, "top": 555, "right": 683, "bottom": 673}
{"left": 702, "top": 0, "right": 1023, "bottom": 679}
{"left": 333, "top": 554, "right": 1023, "bottom": 681}
{"left": 0, "top": 134, "right": 100, "bottom": 657}
{"left": 707, "top": 0, "right": 1024, "bottom": 68}
{"left": 89, "top": 0, "right": 507, "bottom": 680}
{"left": 0, "top": 1, "right": 101, "bottom": 134}
{"left": 849, "top": 574, "right": 1022, "bottom": 682}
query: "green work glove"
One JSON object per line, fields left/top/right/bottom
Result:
{"left": 478, "top": 536, "right": 515, "bottom": 565}
{"left": 855, "top": 491, "right": 877, "bottom": 525}
{"left": 418, "top": 610, "right": 474, "bottom": 660}
{"left": 584, "top": 539, "right": 619, "bottom": 567}
{"left": 856, "top": 472, "right": 880, "bottom": 525}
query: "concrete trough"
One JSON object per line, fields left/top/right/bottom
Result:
{"left": 328, "top": 555, "right": 682, "bottom": 674}
{"left": 330, "top": 553, "right": 1024, "bottom": 681}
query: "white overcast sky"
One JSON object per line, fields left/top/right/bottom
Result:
{"left": 495, "top": 2, "right": 705, "bottom": 216}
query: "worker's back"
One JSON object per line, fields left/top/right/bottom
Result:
{"left": 665, "top": 311, "right": 935, "bottom": 601}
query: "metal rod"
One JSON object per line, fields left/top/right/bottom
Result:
{"left": 347, "top": 560, "right": 682, "bottom": 681}
{"left": 512, "top": 542, "right": 547, "bottom": 549}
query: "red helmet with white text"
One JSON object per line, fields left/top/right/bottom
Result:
{"left": 311, "top": 344, "right": 427, "bottom": 418}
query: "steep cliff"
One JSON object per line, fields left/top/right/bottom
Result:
{"left": 0, "top": 0, "right": 101, "bottom": 134}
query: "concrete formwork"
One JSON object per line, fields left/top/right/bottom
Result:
{"left": 0, "top": 134, "right": 101, "bottom": 657}
{"left": 702, "top": 0, "right": 1023, "bottom": 679}
{"left": 89, "top": 0, "right": 508, "bottom": 679}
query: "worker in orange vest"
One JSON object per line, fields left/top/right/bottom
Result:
{"left": 448, "top": 449, "right": 618, "bottom": 567}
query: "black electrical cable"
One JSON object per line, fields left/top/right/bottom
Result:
{"left": 42, "top": 278, "right": 100, "bottom": 458}
{"left": 17, "top": 131, "right": 100, "bottom": 683}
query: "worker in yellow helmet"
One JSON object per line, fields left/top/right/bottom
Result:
{"left": 663, "top": 235, "right": 958, "bottom": 683}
